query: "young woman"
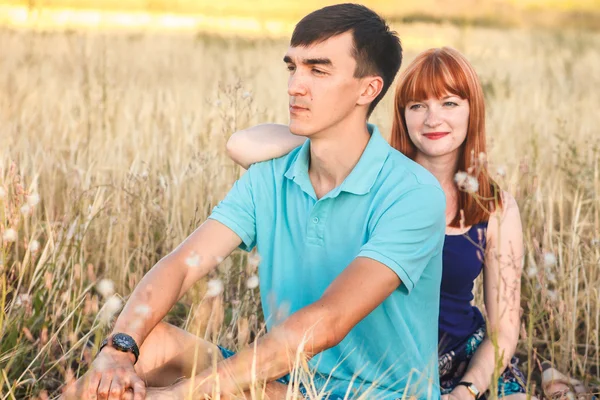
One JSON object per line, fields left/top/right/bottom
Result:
{"left": 226, "top": 47, "right": 533, "bottom": 399}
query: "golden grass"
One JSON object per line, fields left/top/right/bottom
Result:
{"left": 0, "top": 23, "right": 599, "bottom": 398}
{"left": 2, "top": 0, "right": 600, "bottom": 33}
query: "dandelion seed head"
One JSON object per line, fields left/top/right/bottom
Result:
{"left": 547, "top": 290, "right": 558, "bottom": 302}
{"left": 3, "top": 228, "right": 17, "bottom": 242}
{"left": 246, "top": 275, "right": 259, "bottom": 289}
{"left": 454, "top": 171, "right": 480, "bottom": 194}
{"left": 214, "top": 100, "right": 222, "bottom": 107}
{"left": 29, "top": 240, "right": 40, "bottom": 253}
{"left": 526, "top": 266, "right": 538, "bottom": 278}
{"left": 96, "top": 279, "right": 115, "bottom": 298}
{"left": 206, "top": 278, "right": 224, "bottom": 298}
{"left": 134, "top": 304, "right": 152, "bottom": 317}
{"left": 100, "top": 295, "right": 123, "bottom": 322}
{"left": 0, "top": 187, "right": 5, "bottom": 198}
{"left": 242, "top": 91, "right": 252, "bottom": 99}
{"left": 27, "top": 193, "right": 40, "bottom": 207}
{"left": 496, "top": 166, "right": 506, "bottom": 177}
{"left": 543, "top": 252, "right": 557, "bottom": 268}
{"left": 20, "top": 204, "right": 31, "bottom": 215}
{"left": 14, "top": 293, "right": 32, "bottom": 307}
{"left": 247, "top": 252, "right": 261, "bottom": 268}
{"left": 454, "top": 171, "right": 467, "bottom": 183}
{"left": 464, "top": 176, "right": 479, "bottom": 193}
{"left": 185, "top": 252, "right": 202, "bottom": 268}
{"left": 546, "top": 270, "right": 557, "bottom": 284}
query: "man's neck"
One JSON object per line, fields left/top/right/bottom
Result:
{"left": 308, "top": 115, "right": 371, "bottom": 199}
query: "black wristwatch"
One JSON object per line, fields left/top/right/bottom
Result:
{"left": 99, "top": 333, "right": 140, "bottom": 364}
{"left": 456, "top": 381, "right": 480, "bottom": 399}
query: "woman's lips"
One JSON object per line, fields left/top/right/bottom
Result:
{"left": 423, "top": 132, "right": 450, "bottom": 140}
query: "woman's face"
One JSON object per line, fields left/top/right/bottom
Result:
{"left": 404, "top": 94, "right": 470, "bottom": 159}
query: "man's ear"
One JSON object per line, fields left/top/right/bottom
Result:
{"left": 356, "top": 76, "right": 384, "bottom": 107}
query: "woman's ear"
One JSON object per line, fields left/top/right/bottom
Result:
{"left": 357, "top": 76, "right": 384, "bottom": 107}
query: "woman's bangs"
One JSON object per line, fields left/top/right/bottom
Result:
{"left": 400, "top": 56, "right": 467, "bottom": 105}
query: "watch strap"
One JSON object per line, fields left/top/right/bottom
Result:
{"left": 456, "top": 381, "right": 480, "bottom": 399}
{"left": 98, "top": 334, "right": 140, "bottom": 364}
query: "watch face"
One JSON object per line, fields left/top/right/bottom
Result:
{"left": 112, "top": 333, "right": 134, "bottom": 350}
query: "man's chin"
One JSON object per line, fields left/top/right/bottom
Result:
{"left": 288, "top": 121, "right": 314, "bottom": 137}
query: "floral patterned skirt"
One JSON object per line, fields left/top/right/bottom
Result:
{"left": 439, "top": 324, "right": 528, "bottom": 399}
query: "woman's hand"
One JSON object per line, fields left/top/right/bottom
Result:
{"left": 144, "top": 386, "right": 183, "bottom": 400}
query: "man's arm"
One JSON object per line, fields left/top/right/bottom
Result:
{"left": 111, "top": 220, "right": 243, "bottom": 346}
{"left": 173, "top": 256, "right": 401, "bottom": 398}
{"left": 68, "top": 220, "right": 242, "bottom": 400}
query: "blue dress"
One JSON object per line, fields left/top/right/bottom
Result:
{"left": 438, "top": 222, "right": 528, "bottom": 398}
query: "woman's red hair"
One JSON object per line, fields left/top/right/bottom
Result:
{"left": 390, "top": 47, "right": 502, "bottom": 227}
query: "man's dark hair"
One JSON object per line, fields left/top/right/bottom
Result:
{"left": 291, "top": 3, "right": 402, "bottom": 117}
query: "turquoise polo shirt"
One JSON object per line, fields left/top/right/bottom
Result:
{"left": 209, "top": 125, "right": 446, "bottom": 399}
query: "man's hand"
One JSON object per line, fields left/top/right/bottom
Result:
{"left": 62, "top": 347, "right": 146, "bottom": 400}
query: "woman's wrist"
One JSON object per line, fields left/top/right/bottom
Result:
{"left": 452, "top": 383, "right": 478, "bottom": 399}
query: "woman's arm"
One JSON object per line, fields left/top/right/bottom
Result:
{"left": 451, "top": 192, "right": 524, "bottom": 398}
{"left": 226, "top": 123, "right": 307, "bottom": 169}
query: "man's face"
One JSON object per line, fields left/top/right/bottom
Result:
{"left": 284, "top": 32, "right": 365, "bottom": 137}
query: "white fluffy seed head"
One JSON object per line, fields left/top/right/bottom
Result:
{"left": 454, "top": 172, "right": 479, "bottom": 193}
{"left": 543, "top": 252, "right": 557, "bottom": 267}
{"left": 134, "top": 304, "right": 152, "bottom": 317}
{"left": 205, "top": 279, "right": 224, "bottom": 298}
{"left": 96, "top": 279, "right": 115, "bottom": 298}
{"left": 20, "top": 204, "right": 31, "bottom": 215}
{"left": 100, "top": 295, "right": 123, "bottom": 322}
{"left": 27, "top": 193, "right": 40, "bottom": 207}
{"left": 3, "top": 228, "right": 17, "bottom": 242}
{"left": 29, "top": 240, "right": 40, "bottom": 253}
{"left": 185, "top": 252, "right": 202, "bottom": 268}
{"left": 246, "top": 275, "right": 259, "bottom": 289}
{"left": 0, "top": 187, "right": 6, "bottom": 198}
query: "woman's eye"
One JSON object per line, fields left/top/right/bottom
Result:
{"left": 444, "top": 101, "right": 458, "bottom": 107}
{"left": 409, "top": 104, "right": 423, "bottom": 110}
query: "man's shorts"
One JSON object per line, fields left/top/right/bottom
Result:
{"left": 218, "top": 346, "right": 345, "bottom": 399}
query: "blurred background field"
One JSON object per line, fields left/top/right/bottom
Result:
{"left": 1, "top": 0, "right": 600, "bottom": 399}
{"left": 2, "top": 0, "right": 600, "bottom": 33}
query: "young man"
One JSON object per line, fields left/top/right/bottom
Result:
{"left": 64, "top": 4, "right": 446, "bottom": 399}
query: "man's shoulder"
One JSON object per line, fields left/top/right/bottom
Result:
{"left": 379, "top": 148, "right": 443, "bottom": 194}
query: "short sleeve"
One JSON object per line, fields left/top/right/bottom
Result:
{"left": 358, "top": 185, "right": 446, "bottom": 293}
{"left": 208, "top": 165, "right": 258, "bottom": 252}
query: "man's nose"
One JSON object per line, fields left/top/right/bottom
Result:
{"left": 288, "top": 73, "right": 308, "bottom": 97}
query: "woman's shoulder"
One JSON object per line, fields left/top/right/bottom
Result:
{"left": 486, "top": 190, "right": 522, "bottom": 241}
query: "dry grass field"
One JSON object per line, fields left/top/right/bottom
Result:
{"left": 0, "top": 20, "right": 599, "bottom": 399}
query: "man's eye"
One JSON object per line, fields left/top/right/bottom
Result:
{"left": 312, "top": 69, "right": 325, "bottom": 75}
{"left": 286, "top": 65, "right": 296, "bottom": 72}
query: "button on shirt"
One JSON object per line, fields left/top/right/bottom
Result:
{"left": 209, "top": 124, "right": 446, "bottom": 399}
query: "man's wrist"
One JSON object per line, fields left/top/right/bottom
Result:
{"left": 98, "top": 333, "right": 140, "bottom": 364}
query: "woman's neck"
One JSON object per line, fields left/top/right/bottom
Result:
{"left": 414, "top": 151, "right": 459, "bottom": 190}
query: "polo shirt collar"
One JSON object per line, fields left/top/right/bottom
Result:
{"left": 284, "top": 124, "right": 390, "bottom": 199}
